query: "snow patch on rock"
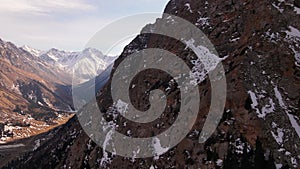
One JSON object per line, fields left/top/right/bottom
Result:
{"left": 274, "top": 86, "right": 300, "bottom": 139}
{"left": 184, "top": 38, "right": 221, "bottom": 85}
{"left": 271, "top": 122, "right": 285, "bottom": 145}
{"left": 184, "top": 3, "right": 193, "bottom": 13}
{"left": 152, "top": 137, "right": 169, "bottom": 160}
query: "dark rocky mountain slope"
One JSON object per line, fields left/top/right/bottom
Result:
{"left": 4, "top": 0, "right": 300, "bottom": 168}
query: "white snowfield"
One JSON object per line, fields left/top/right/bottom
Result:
{"left": 22, "top": 46, "right": 117, "bottom": 83}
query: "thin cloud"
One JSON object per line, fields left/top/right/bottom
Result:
{"left": 0, "top": 0, "right": 169, "bottom": 54}
{"left": 0, "top": 0, "right": 95, "bottom": 15}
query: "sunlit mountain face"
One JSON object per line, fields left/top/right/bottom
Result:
{"left": 0, "top": 39, "right": 116, "bottom": 146}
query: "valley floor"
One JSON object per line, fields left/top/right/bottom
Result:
{"left": 0, "top": 113, "right": 74, "bottom": 143}
{"left": 0, "top": 114, "right": 75, "bottom": 168}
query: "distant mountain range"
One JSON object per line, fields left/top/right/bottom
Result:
{"left": 21, "top": 45, "right": 116, "bottom": 84}
{"left": 0, "top": 38, "right": 116, "bottom": 144}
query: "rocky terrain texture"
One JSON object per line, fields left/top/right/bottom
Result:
{"left": 3, "top": 0, "right": 300, "bottom": 168}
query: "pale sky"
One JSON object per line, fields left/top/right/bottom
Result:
{"left": 0, "top": 0, "right": 169, "bottom": 55}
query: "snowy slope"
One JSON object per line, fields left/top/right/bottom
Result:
{"left": 21, "top": 46, "right": 117, "bottom": 83}
{"left": 21, "top": 45, "right": 42, "bottom": 57}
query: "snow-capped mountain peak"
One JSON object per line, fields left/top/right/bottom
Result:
{"left": 21, "top": 45, "right": 117, "bottom": 84}
{"left": 21, "top": 45, "right": 42, "bottom": 57}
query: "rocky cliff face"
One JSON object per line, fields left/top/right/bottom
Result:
{"left": 4, "top": 0, "right": 300, "bottom": 168}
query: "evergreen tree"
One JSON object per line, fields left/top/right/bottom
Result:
{"left": 254, "top": 137, "right": 266, "bottom": 169}
{"left": 212, "top": 147, "right": 219, "bottom": 162}
{"left": 265, "top": 152, "right": 276, "bottom": 169}
{"left": 223, "top": 146, "right": 239, "bottom": 169}
{"left": 281, "top": 163, "right": 290, "bottom": 169}
{"left": 241, "top": 142, "right": 253, "bottom": 169}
